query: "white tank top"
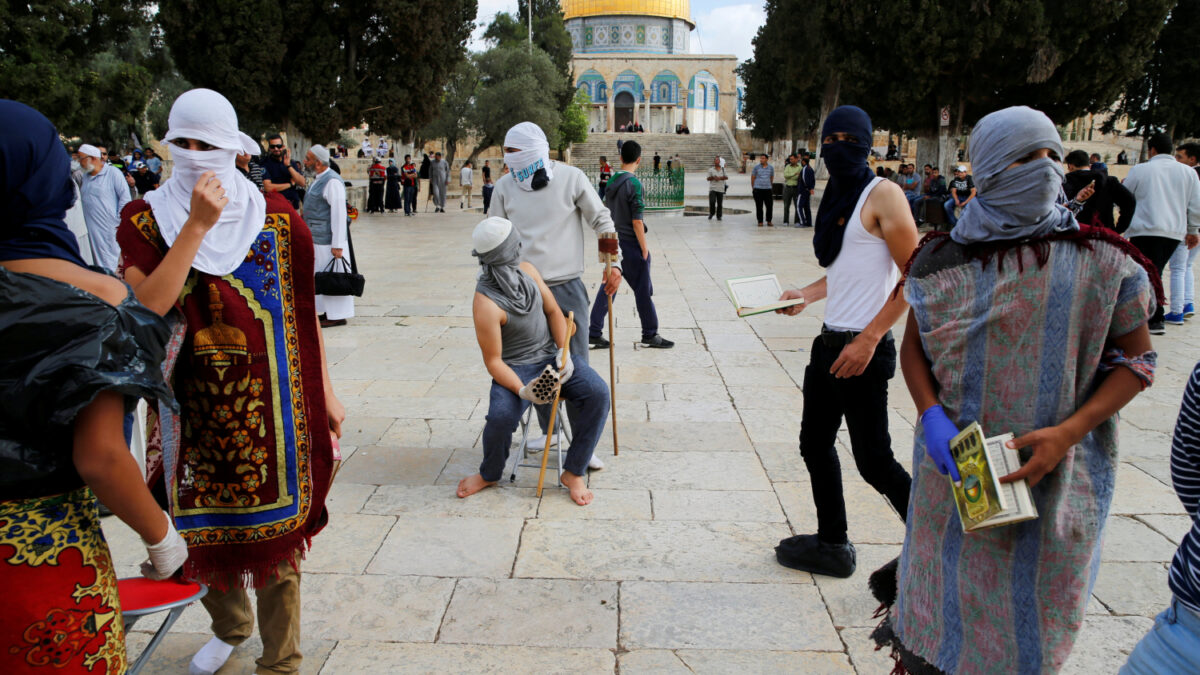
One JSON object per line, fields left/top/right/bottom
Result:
{"left": 824, "top": 177, "right": 900, "bottom": 332}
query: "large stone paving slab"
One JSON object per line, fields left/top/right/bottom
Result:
{"left": 588, "top": 450, "right": 772, "bottom": 490}
{"left": 620, "top": 581, "right": 842, "bottom": 650}
{"left": 368, "top": 516, "right": 524, "bottom": 578}
{"left": 438, "top": 578, "right": 618, "bottom": 648}
{"left": 301, "top": 574, "right": 455, "bottom": 642}
{"left": 362, "top": 484, "right": 539, "bottom": 518}
{"left": 319, "top": 642, "right": 616, "bottom": 674}
{"left": 514, "top": 520, "right": 799, "bottom": 583}
{"left": 650, "top": 488, "right": 786, "bottom": 522}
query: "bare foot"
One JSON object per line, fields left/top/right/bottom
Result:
{"left": 457, "top": 474, "right": 496, "bottom": 499}
{"left": 560, "top": 472, "right": 593, "bottom": 506}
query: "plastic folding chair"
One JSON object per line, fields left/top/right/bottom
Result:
{"left": 119, "top": 577, "right": 208, "bottom": 675}
{"left": 508, "top": 400, "right": 572, "bottom": 487}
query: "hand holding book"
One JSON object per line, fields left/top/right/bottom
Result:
{"left": 998, "top": 424, "right": 1077, "bottom": 487}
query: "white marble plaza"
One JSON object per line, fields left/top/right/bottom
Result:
{"left": 106, "top": 191, "right": 1199, "bottom": 673}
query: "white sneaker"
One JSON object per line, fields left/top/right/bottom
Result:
{"left": 525, "top": 432, "right": 548, "bottom": 449}
{"left": 588, "top": 455, "right": 605, "bottom": 471}
{"left": 189, "top": 637, "right": 234, "bottom": 675}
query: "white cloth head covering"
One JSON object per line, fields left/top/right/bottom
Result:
{"left": 77, "top": 144, "right": 101, "bottom": 159}
{"left": 472, "top": 217, "right": 513, "bottom": 254}
{"left": 309, "top": 144, "right": 331, "bottom": 165}
{"left": 162, "top": 89, "right": 243, "bottom": 151}
{"left": 145, "top": 88, "right": 266, "bottom": 276}
{"left": 238, "top": 132, "right": 261, "bottom": 157}
{"left": 503, "top": 122, "right": 554, "bottom": 192}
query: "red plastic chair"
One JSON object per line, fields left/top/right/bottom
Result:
{"left": 119, "top": 577, "right": 207, "bottom": 675}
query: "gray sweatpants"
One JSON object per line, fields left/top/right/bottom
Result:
{"left": 537, "top": 276, "right": 592, "bottom": 435}
{"left": 548, "top": 277, "right": 589, "bottom": 365}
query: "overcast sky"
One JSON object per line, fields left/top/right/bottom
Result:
{"left": 469, "top": 0, "right": 765, "bottom": 64}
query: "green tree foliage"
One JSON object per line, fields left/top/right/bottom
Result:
{"left": 738, "top": 0, "right": 838, "bottom": 144}
{"left": 0, "top": 0, "right": 157, "bottom": 143}
{"left": 559, "top": 87, "right": 591, "bottom": 151}
{"left": 159, "top": 0, "right": 476, "bottom": 141}
{"left": 419, "top": 58, "right": 480, "bottom": 165}
{"left": 821, "top": 0, "right": 1172, "bottom": 134}
{"left": 484, "top": 0, "right": 578, "bottom": 147}
{"left": 484, "top": 0, "right": 573, "bottom": 77}
{"left": 1109, "top": 0, "right": 1200, "bottom": 142}
{"left": 466, "top": 46, "right": 565, "bottom": 160}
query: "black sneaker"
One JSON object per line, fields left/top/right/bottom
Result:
{"left": 775, "top": 533, "right": 856, "bottom": 578}
{"left": 589, "top": 335, "right": 610, "bottom": 349}
{"left": 1149, "top": 321, "right": 1166, "bottom": 336}
{"left": 640, "top": 334, "right": 674, "bottom": 349}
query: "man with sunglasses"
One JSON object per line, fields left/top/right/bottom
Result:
{"left": 262, "top": 133, "right": 307, "bottom": 209}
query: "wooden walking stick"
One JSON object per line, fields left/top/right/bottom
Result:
{"left": 537, "top": 312, "right": 575, "bottom": 497}
{"left": 599, "top": 232, "right": 620, "bottom": 456}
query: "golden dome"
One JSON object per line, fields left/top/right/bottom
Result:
{"left": 562, "top": 0, "right": 692, "bottom": 25}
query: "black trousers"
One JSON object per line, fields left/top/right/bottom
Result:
{"left": 709, "top": 190, "right": 724, "bottom": 219}
{"left": 799, "top": 332, "right": 911, "bottom": 545}
{"left": 783, "top": 184, "right": 800, "bottom": 224}
{"left": 753, "top": 188, "right": 773, "bottom": 224}
{"left": 1130, "top": 235, "right": 1178, "bottom": 325}
{"left": 797, "top": 190, "right": 813, "bottom": 227}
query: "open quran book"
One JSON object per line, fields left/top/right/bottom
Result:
{"left": 949, "top": 422, "right": 1038, "bottom": 532}
{"left": 726, "top": 274, "right": 804, "bottom": 317}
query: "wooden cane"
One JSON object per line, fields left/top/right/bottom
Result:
{"left": 599, "top": 233, "right": 620, "bottom": 456}
{"left": 536, "top": 312, "right": 575, "bottom": 497}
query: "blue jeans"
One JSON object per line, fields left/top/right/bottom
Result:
{"left": 403, "top": 185, "right": 417, "bottom": 214}
{"left": 943, "top": 198, "right": 961, "bottom": 226}
{"left": 589, "top": 238, "right": 657, "bottom": 341}
{"left": 1121, "top": 597, "right": 1200, "bottom": 674}
{"left": 1169, "top": 241, "right": 1199, "bottom": 313}
{"left": 480, "top": 355, "right": 610, "bottom": 482}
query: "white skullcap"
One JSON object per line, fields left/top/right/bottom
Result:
{"left": 238, "top": 132, "right": 261, "bottom": 156}
{"left": 78, "top": 144, "right": 101, "bottom": 159}
{"left": 163, "top": 88, "right": 242, "bottom": 152}
{"left": 309, "top": 144, "right": 331, "bottom": 165}
{"left": 504, "top": 122, "right": 548, "bottom": 151}
{"left": 472, "top": 217, "right": 514, "bottom": 254}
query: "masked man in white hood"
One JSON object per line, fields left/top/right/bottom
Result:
{"left": 116, "top": 88, "right": 344, "bottom": 675}
{"left": 489, "top": 122, "right": 622, "bottom": 360}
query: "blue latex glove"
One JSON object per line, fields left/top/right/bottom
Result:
{"left": 920, "top": 404, "right": 962, "bottom": 483}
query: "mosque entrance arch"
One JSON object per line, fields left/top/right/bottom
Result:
{"left": 614, "top": 91, "right": 636, "bottom": 129}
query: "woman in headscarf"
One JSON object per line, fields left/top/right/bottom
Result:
{"left": 872, "top": 106, "right": 1160, "bottom": 674}
{"left": 366, "top": 157, "right": 387, "bottom": 214}
{"left": 0, "top": 100, "right": 187, "bottom": 674}
{"left": 384, "top": 158, "right": 402, "bottom": 213}
{"left": 115, "top": 88, "right": 343, "bottom": 675}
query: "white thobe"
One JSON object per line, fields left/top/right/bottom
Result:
{"left": 312, "top": 169, "right": 355, "bottom": 320}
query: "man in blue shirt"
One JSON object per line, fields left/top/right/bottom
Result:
{"left": 751, "top": 153, "right": 775, "bottom": 227}
{"left": 797, "top": 152, "right": 816, "bottom": 228}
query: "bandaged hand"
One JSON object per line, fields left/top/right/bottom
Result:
{"left": 519, "top": 364, "right": 561, "bottom": 404}
{"left": 556, "top": 348, "right": 574, "bottom": 384}
{"left": 140, "top": 512, "right": 188, "bottom": 580}
{"left": 920, "top": 404, "right": 962, "bottom": 483}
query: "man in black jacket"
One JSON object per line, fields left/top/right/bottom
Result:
{"left": 1063, "top": 150, "right": 1135, "bottom": 232}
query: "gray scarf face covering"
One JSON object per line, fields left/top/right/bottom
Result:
{"left": 473, "top": 229, "right": 538, "bottom": 315}
{"left": 951, "top": 106, "right": 1079, "bottom": 245}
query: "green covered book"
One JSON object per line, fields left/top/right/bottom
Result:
{"left": 949, "top": 422, "right": 1038, "bottom": 532}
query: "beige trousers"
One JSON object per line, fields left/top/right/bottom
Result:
{"left": 201, "top": 556, "right": 302, "bottom": 675}
{"left": 462, "top": 184, "right": 473, "bottom": 208}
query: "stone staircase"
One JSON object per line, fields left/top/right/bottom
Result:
{"left": 569, "top": 133, "right": 737, "bottom": 172}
